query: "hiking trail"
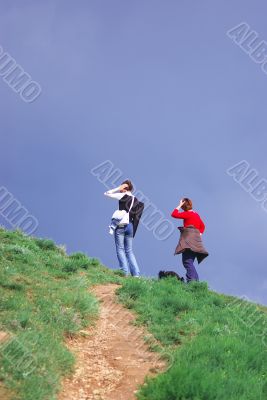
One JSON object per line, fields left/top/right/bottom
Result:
{"left": 58, "top": 284, "right": 165, "bottom": 400}
{"left": 0, "top": 332, "right": 13, "bottom": 400}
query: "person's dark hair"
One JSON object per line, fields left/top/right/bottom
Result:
{"left": 181, "top": 198, "right": 193, "bottom": 211}
{"left": 121, "top": 179, "right": 134, "bottom": 192}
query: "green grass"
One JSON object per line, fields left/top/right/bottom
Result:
{"left": 0, "top": 228, "right": 122, "bottom": 400}
{"left": 117, "top": 278, "right": 267, "bottom": 400}
{"left": 1, "top": 228, "right": 266, "bottom": 400}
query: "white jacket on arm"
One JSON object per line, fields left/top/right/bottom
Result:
{"left": 104, "top": 186, "right": 133, "bottom": 200}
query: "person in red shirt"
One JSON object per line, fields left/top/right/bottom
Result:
{"left": 171, "top": 198, "right": 208, "bottom": 282}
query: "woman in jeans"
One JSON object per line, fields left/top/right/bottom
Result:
{"left": 104, "top": 180, "right": 143, "bottom": 277}
{"left": 171, "top": 198, "right": 209, "bottom": 282}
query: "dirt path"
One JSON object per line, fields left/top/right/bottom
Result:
{"left": 58, "top": 284, "right": 165, "bottom": 400}
{"left": 0, "top": 385, "right": 12, "bottom": 400}
{"left": 0, "top": 332, "right": 13, "bottom": 400}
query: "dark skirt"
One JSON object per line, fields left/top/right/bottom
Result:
{"left": 174, "top": 225, "right": 209, "bottom": 264}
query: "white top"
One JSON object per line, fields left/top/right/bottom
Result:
{"left": 104, "top": 186, "right": 133, "bottom": 200}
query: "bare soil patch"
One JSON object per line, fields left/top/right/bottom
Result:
{"left": 58, "top": 284, "right": 165, "bottom": 400}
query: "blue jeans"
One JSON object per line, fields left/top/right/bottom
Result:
{"left": 182, "top": 250, "right": 199, "bottom": 282}
{"left": 114, "top": 223, "right": 140, "bottom": 277}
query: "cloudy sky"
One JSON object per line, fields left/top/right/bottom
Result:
{"left": 1, "top": 0, "right": 267, "bottom": 305}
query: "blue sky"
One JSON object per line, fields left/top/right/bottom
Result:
{"left": 1, "top": 0, "right": 267, "bottom": 305}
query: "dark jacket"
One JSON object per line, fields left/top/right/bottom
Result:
{"left": 119, "top": 194, "right": 144, "bottom": 237}
{"left": 174, "top": 225, "right": 209, "bottom": 263}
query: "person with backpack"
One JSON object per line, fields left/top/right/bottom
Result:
{"left": 104, "top": 180, "right": 144, "bottom": 277}
{"left": 171, "top": 198, "right": 209, "bottom": 282}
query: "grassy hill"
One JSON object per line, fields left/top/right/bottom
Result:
{"left": 0, "top": 228, "right": 266, "bottom": 400}
{"left": 118, "top": 280, "right": 267, "bottom": 399}
{"left": 0, "top": 228, "right": 122, "bottom": 400}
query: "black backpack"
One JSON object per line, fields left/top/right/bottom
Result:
{"left": 119, "top": 195, "right": 144, "bottom": 237}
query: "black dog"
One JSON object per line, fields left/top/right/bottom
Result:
{"left": 158, "top": 270, "right": 184, "bottom": 282}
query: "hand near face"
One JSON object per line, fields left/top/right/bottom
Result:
{"left": 119, "top": 183, "right": 129, "bottom": 192}
{"left": 178, "top": 199, "right": 185, "bottom": 208}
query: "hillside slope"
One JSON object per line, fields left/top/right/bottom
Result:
{"left": 117, "top": 279, "right": 267, "bottom": 399}
{"left": 0, "top": 228, "right": 121, "bottom": 400}
{"left": 0, "top": 228, "right": 266, "bottom": 400}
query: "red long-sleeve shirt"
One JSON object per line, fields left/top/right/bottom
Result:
{"left": 171, "top": 209, "right": 206, "bottom": 234}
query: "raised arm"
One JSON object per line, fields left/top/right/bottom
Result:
{"left": 104, "top": 184, "right": 128, "bottom": 200}
{"left": 171, "top": 199, "right": 188, "bottom": 219}
{"left": 171, "top": 209, "right": 189, "bottom": 219}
